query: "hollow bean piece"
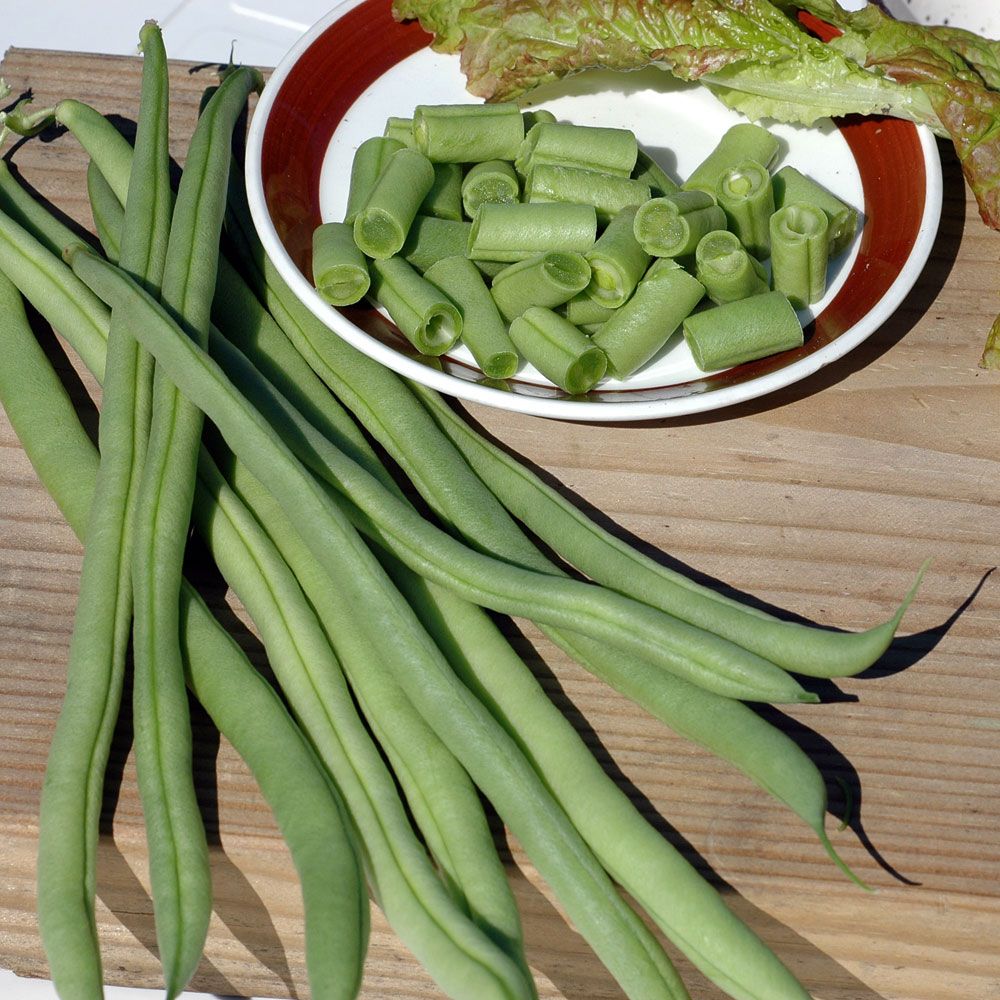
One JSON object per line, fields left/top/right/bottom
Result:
{"left": 0, "top": 276, "right": 370, "bottom": 1000}
{"left": 515, "top": 121, "right": 637, "bottom": 177}
{"left": 584, "top": 206, "right": 650, "bottom": 308}
{"left": 695, "top": 230, "right": 769, "bottom": 306}
{"left": 683, "top": 290, "right": 804, "bottom": 371}
{"left": 461, "top": 160, "right": 520, "bottom": 218}
{"left": 632, "top": 148, "right": 680, "bottom": 197}
{"left": 132, "top": 65, "right": 262, "bottom": 999}
{"left": 525, "top": 164, "right": 650, "bottom": 224}
{"left": 715, "top": 160, "right": 775, "bottom": 260}
{"left": 490, "top": 251, "right": 591, "bottom": 323}
{"left": 424, "top": 256, "right": 519, "bottom": 379}
{"left": 508, "top": 306, "right": 606, "bottom": 394}
{"left": 683, "top": 123, "right": 780, "bottom": 196}
{"left": 383, "top": 116, "right": 417, "bottom": 147}
{"left": 353, "top": 147, "right": 434, "bottom": 259}
{"left": 221, "top": 148, "right": 922, "bottom": 680}
{"left": 343, "top": 135, "right": 405, "bottom": 225}
{"left": 468, "top": 202, "right": 597, "bottom": 262}
{"left": 420, "top": 162, "right": 464, "bottom": 222}
{"left": 562, "top": 291, "right": 617, "bottom": 327}
{"left": 369, "top": 255, "right": 462, "bottom": 355}
{"left": 312, "top": 222, "right": 370, "bottom": 306}
{"left": 592, "top": 265, "right": 705, "bottom": 379}
{"left": 633, "top": 191, "right": 727, "bottom": 258}
{"left": 400, "top": 215, "right": 471, "bottom": 272}
{"left": 69, "top": 249, "right": 692, "bottom": 1000}
{"left": 521, "top": 107, "right": 556, "bottom": 131}
{"left": 772, "top": 165, "right": 858, "bottom": 255}
{"left": 769, "top": 203, "right": 830, "bottom": 309}
{"left": 219, "top": 453, "right": 533, "bottom": 989}
{"left": 414, "top": 102, "right": 524, "bottom": 162}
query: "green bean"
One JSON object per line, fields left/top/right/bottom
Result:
{"left": 413, "top": 102, "right": 524, "bottom": 163}
{"left": 715, "top": 160, "right": 774, "bottom": 260}
{"left": 399, "top": 215, "right": 471, "bottom": 272}
{"left": 562, "top": 291, "right": 616, "bottom": 327}
{"left": 695, "top": 230, "right": 769, "bottom": 305}
{"left": 591, "top": 263, "right": 705, "bottom": 379}
{"left": 424, "top": 255, "right": 519, "bottom": 379}
{"left": 31, "top": 26, "right": 170, "bottom": 999}
{"left": 769, "top": 203, "right": 830, "bottom": 308}
{"left": 508, "top": 306, "right": 608, "bottom": 394}
{"left": 584, "top": 205, "right": 651, "bottom": 309}
{"left": 516, "top": 122, "right": 637, "bottom": 177}
{"left": 312, "top": 222, "right": 369, "bottom": 306}
{"left": 421, "top": 162, "right": 464, "bottom": 221}
{"left": 369, "top": 255, "right": 462, "bottom": 355}
{"left": 0, "top": 271, "right": 369, "bottom": 1000}
{"left": 130, "top": 64, "right": 261, "bottom": 998}
{"left": 67, "top": 247, "right": 702, "bottom": 1000}
{"left": 353, "top": 147, "right": 434, "bottom": 258}
{"left": 461, "top": 160, "right": 520, "bottom": 219}
{"left": 383, "top": 116, "right": 416, "bottom": 147}
{"left": 468, "top": 202, "right": 597, "bottom": 262}
{"left": 521, "top": 107, "right": 556, "bottom": 131}
{"left": 525, "top": 163, "right": 650, "bottom": 223}
{"left": 87, "top": 160, "right": 124, "bottom": 262}
{"left": 490, "top": 251, "right": 591, "bottom": 323}
{"left": 772, "top": 166, "right": 858, "bottom": 256}
{"left": 682, "top": 123, "right": 780, "bottom": 196}
{"left": 344, "top": 135, "right": 405, "bottom": 225}
{"left": 633, "top": 191, "right": 727, "bottom": 257}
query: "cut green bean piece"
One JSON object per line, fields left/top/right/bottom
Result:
{"left": 683, "top": 123, "right": 780, "bottom": 195}
{"left": 632, "top": 148, "right": 679, "bottom": 197}
{"left": 769, "top": 203, "right": 830, "bottom": 308}
{"left": 70, "top": 248, "right": 695, "bottom": 1000}
{"left": 562, "top": 291, "right": 616, "bottom": 327}
{"left": 369, "top": 255, "right": 462, "bottom": 355}
{"left": 772, "top": 165, "right": 858, "bottom": 255}
{"left": 584, "top": 206, "right": 650, "bottom": 308}
{"left": 521, "top": 107, "right": 556, "bottom": 131}
{"left": 344, "top": 135, "right": 405, "bottom": 225}
{"left": 420, "top": 162, "right": 464, "bottom": 221}
{"left": 414, "top": 102, "right": 524, "bottom": 162}
{"left": 468, "top": 202, "right": 596, "bottom": 262}
{"left": 715, "top": 160, "right": 775, "bottom": 259}
{"left": 400, "top": 215, "right": 471, "bottom": 273}
{"left": 490, "top": 251, "right": 591, "bottom": 323}
{"left": 695, "top": 230, "right": 769, "bottom": 305}
{"left": 461, "top": 160, "right": 519, "bottom": 219}
{"left": 515, "top": 121, "right": 637, "bottom": 177}
{"left": 353, "top": 147, "right": 434, "bottom": 259}
{"left": 383, "top": 116, "right": 416, "bottom": 147}
{"left": 525, "top": 164, "right": 650, "bottom": 224}
{"left": 424, "top": 256, "right": 519, "bottom": 378}
{"left": 509, "top": 306, "right": 606, "bottom": 394}
{"left": 683, "top": 290, "right": 803, "bottom": 371}
{"left": 633, "top": 191, "right": 727, "bottom": 257}
{"left": 593, "top": 262, "right": 705, "bottom": 379}
{"left": 312, "top": 222, "right": 369, "bottom": 306}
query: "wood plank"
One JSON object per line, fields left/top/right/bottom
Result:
{"left": 1, "top": 46, "right": 999, "bottom": 1000}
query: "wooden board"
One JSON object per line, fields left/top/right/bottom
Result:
{"left": 1, "top": 46, "right": 999, "bottom": 1000}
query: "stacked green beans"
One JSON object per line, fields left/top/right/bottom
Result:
{"left": 1, "top": 31, "right": 922, "bottom": 1000}
{"left": 318, "top": 113, "right": 860, "bottom": 387}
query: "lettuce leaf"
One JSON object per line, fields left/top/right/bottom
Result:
{"left": 393, "top": 0, "right": 1000, "bottom": 230}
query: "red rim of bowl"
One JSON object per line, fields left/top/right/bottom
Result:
{"left": 257, "top": 0, "right": 931, "bottom": 408}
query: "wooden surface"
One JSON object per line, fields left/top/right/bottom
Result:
{"left": 1, "top": 46, "right": 999, "bottom": 1000}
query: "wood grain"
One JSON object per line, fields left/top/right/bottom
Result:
{"left": 1, "top": 46, "right": 999, "bottom": 1000}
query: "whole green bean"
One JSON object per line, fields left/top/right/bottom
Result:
{"left": 34, "top": 26, "right": 170, "bottom": 999}
{"left": 0, "top": 271, "right": 369, "bottom": 1000}
{"left": 130, "top": 64, "right": 261, "bottom": 998}
{"left": 67, "top": 247, "right": 702, "bottom": 1000}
